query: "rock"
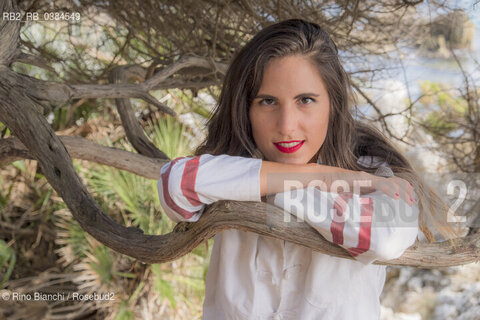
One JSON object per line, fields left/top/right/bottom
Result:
{"left": 457, "top": 306, "right": 480, "bottom": 320}
{"left": 432, "top": 303, "right": 458, "bottom": 320}
{"left": 382, "top": 263, "right": 480, "bottom": 320}
{"left": 421, "top": 10, "right": 475, "bottom": 56}
{"left": 381, "top": 305, "right": 422, "bottom": 320}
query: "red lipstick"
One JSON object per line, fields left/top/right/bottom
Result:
{"left": 273, "top": 140, "right": 305, "bottom": 153}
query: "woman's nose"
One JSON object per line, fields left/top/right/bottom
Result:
{"left": 277, "top": 103, "right": 299, "bottom": 136}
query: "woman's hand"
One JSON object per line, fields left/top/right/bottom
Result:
{"left": 320, "top": 170, "right": 418, "bottom": 206}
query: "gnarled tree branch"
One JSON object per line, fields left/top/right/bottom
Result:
{"left": 1, "top": 130, "right": 480, "bottom": 267}
{"left": 143, "top": 56, "right": 228, "bottom": 90}
{"left": 0, "top": 136, "right": 166, "bottom": 179}
{"left": 109, "top": 65, "right": 170, "bottom": 159}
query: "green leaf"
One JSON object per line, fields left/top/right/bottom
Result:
{"left": 88, "top": 245, "right": 114, "bottom": 284}
{"left": 0, "top": 240, "right": 16, "bottom": 289}
{"left": 151, "top": 264, "right": 177, "bottom": 308}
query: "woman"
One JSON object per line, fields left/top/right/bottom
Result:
{"left": 157, "top": 19, "right": 458, "bottom": 319}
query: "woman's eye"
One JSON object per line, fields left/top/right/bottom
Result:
{"left": 259, "top": 98, "right": 276, "bottom": 105}
{"left": 299, "top": 97, "right": 314, "bottom": 104}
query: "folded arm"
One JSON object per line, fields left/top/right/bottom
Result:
{"left": 157, "top": 154, "right": 352, "bottom": 222}
{"left": 272, "top": 184, "right": 419, "bottom": 265}
{"left": 157, "top": 154, "right": 419, "bottom": 264}
{"left": 157, "top": 154, "right": 263, "bottom": 222}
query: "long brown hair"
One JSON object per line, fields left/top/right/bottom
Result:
{"left": 194, "top": 19, "right": 460, "bottom": 242}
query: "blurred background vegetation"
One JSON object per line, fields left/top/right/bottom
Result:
{"left": 0, "top": 0, "right": 479, "bottom": 319}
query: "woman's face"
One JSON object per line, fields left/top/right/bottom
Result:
{"left": 249, "top": 55, "right": 330, "bottom": 165}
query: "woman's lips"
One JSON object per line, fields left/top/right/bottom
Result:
{"left": 273, "top": 140, "right": 305, "bottom": 153}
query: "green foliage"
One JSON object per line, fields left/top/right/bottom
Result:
{"left": 11, "top": 160, "right": 26, "bottom": 173}
{"left": 0, "top": 122, "right": 11, "bottom": 138}
{"left": 2, "top": 109, "right": 208, "bottom": 317}
{"left": 67, "top": 218, "right": 88, "bottom": 258}
{"left": 152, "top": 264, "right": 177, "bottom": 308}
{"left": 0, "top": 177, "right": 13, "bottom": 209}
{"left": 114, "top": 281, "right": 145, "bottom": 320}
{"left": 423, "top": 111, "right": 458, "bottom": 137}
{"left": 48, "top": 100, "right": 96, "bottom": 131}
{"left": 0, "top": 240, "right": 16, "bottom": 289}
{"left": 418, "top": 80, "right": 468, "bottom": 138}
{"left": 67, "top": 114, "right": 209, "bottom": 316}
{"left": 88, "top": 244, "right": 114, "bottom": 285}
{"left": 148, "top": 115, "right": 194, "bottom": 159}
{"left": 114, "top": 303, "right": 135, "bottom": 320}
{"left": 54, "top": 208, "right": 89, "bottom": 264}
{"left": 84, "top": 164, "right": 170, "bottom": 234}
{"left": 77, "top": 115, "right": 197, "bottom": 235}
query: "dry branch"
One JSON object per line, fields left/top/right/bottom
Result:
{"left": 107, "top": 57, "right": 226, "bottom": 158}
{"left": 13, "top": 50, "right": 57, "bottom": 73}
{"left": 109, "top": 65, "right": 169, "bottom": 159}
{"left": 0, "top": 0, "right": 20, "bottom": 66}
{"left": 1, "top": 66, "right": 175, "bottom": 115}
{"left": 0, "top": 136, "right": 166, "bottom": 179}
{"left": 1, "top": 133, "right": 480, "bottom": 267}
{"left": 143, "top": 56, "right": 228, "bottom": 90}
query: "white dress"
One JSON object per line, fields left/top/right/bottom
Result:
{"left": 157, "top": 154, "right": 419, "bottom": 320}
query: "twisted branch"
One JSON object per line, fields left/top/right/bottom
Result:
{"left": 109, "top": 64, "right": 170, "bottom": 159}
{"left": 0, "top": 136, "right": 166, "bottom": 179}
{"left": 1, "top": 132, "right": 480, "bottom": 267}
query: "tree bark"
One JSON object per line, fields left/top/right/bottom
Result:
{"left": 0, "top": 136, "right": 167, "bottom": 179}
{"left": 1, "top": 127, "right": 480, "bottom": 267}
{"left": 109, "top": 65, "right": 169, "bottom": 159}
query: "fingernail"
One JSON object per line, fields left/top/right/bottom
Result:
{"left": 410, "top": 197, "right": 413, "bottom": 202}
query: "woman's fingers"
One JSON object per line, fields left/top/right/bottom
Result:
{"left": 395, "top": 176, "right": 417, "bottom": 206}
{"left": 373, "top": 176, "right": 398, "bottom": 200}
{"left": 376, "top": 176, "right": 416, "bottom": 206}
{"left": 329, "top": 171, "right": 417, "bottom": 207}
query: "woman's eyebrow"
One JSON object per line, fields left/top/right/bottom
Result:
{"left": 254, "top": 94, "right": 277, "bottom": 99}
{"left": 294, "top": 93, "right": 320, "bottom": 99}
{"left": 254, "top": 93, "right": 320, "bottom": 99}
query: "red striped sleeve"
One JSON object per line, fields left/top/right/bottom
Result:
{"left": 330, "top": 193, "right": 353, "bottom": 245}
{"left": 181, "top": 156, "right": 203, "bottom": 207}
{"left": 161, "top": 157, "right": 198, "bottom": 220}
{"left": 347, "top": 197, "right": 374, "bottom": 257}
